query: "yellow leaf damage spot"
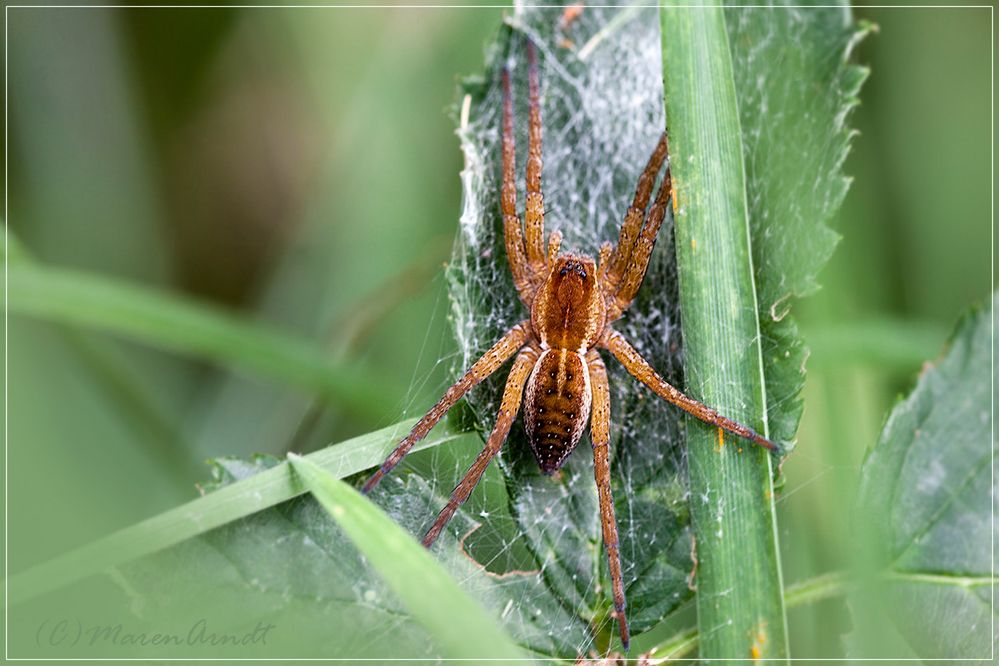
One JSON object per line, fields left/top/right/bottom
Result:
{"left": 749, "top": 622, "right": 768, "bottom": 661}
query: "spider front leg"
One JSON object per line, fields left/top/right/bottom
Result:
{"left": 422, "top": 345, "right": 540, "bottom": 547}
{"left": 602, "top": 329, "right": 778, "bottom": 452}
{"left": 503, "top": 37, "right": 558, "bottom": 301}
{"left": 586, "top": 349, "right": 630, "bottom": 652}
{"left": 362, "top": 321, "right": 531, "bottom": 494}
{"left": 523, "top": 40, "right": 547, "bottom": 274}
{"left": 501, "top": 65, "right": 534, "bottom": 306}
{"left": 603, "top": 132, "right": 669, "bottom": 299}
{"left": 608, "top": 161, "right": 672, "bottom": 320}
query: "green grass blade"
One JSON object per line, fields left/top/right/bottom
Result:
{"left": 660, "top": 4, "right": 788, "bottom": 660}
{"left": 4, "top": 232, "right": 199, "bottom": 477}
{"left": 7, "top": 417, "right": 474, "bottom": 605}
{"left": 287, "top": 453, "right": 528, "bottom": 661}
{"left": 7, "top": 263, "right": 394, "bottom": 421}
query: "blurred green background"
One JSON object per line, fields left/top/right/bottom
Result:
{"left": 5, "top": 4, "right": 992, "bottom": 659}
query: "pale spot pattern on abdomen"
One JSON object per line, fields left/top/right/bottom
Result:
{"left": 523, "top": 348, "right": 592, "bottom": 474}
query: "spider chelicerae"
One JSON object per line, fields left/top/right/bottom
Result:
{"left": 362, "top": 39, "right": 777, "bottom": 652}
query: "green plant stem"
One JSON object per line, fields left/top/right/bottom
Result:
{"left": 649, "top": 570, "right": 851, "bottom": 659}
{"left": 651, "top": 627, "right": 699, "bottom": 660}
{"left": 783, "top": 569, "right": 851, "bottom": 607}
{"left": 660, "top": 2, "right": 788, "bottom": 660}
{"left": 7, "top": 263, "right": 395, "bottom": 421}
{"left": 6, "top": 416, "right": 474, "bottom": 605}
{"left": 802, "top": 319, "right": 949, "bottom": 370}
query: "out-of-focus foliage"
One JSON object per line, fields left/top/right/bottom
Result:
{"left": 850, "top": 294, "right": 995, "bottom": 661}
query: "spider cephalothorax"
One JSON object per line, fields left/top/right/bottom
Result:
{"left": 362, "top": 39, "right": 776, "bottom": 653}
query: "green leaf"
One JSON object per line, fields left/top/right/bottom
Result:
{"left": 850, "top": 294, "right": 997, "bottom": 661}
{"left": 802, "top": 318, "right": 950, "bottom": 370}
{"left": 724, "top": 3, "right": 872, "bottom": 448}
{"left": 6, "top": 263, "right": 394, "bottom": 421}
{"left": 3, "top": 229, "right": 30, "bottom": 264}
{"left": 3, "top": 231, "right": 201, "bottom": 480}
{"left": 92, "top": 465, "right": 580, "bottom": 659}
{"left": 287, "top": 454, "right": 528, "bottom": 661}
{"left": 7, "top": 417, "right": 471, "bottom": 605}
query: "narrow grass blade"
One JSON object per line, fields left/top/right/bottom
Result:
{"left": 4, "top": 232, "right": 199, "bottom": 476}
{"left": 287, "top": 453, "right": 528, "bottom": 661}
{"left": 660, "top": 4, "right": 788, "bottom": 660}
{"left": 7, "top": 417, "right": 474, "bottom": 605}
{"left": 7, "top": 263, "right": 394, "bottom": 421}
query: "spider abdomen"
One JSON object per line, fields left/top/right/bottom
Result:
{"left": 523, "top": 348, "right": 592, "bottom": 474}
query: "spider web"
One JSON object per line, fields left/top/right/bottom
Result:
{"left": 442, "top": 3, "right": 693, "bottom": 655}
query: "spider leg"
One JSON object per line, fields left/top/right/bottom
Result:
{"left": 361, "top": 322, "right": 531, "bottom": 494}
{"left": 603, "top": 132, "right": 669, "bottom": 297}
{"left": 546, "top": 229, "right": 563, "bottom": 265}
{"left": 422, "top": 345, "right": 539, "bottom": 547}
{"left": 502, "top": 66, "right": 535, "bottom": 306}
{"left": 597, "top": 240, "right": 613, "bottom": 283}
{"left": 523, "top": 40, "right": 548, "bottom": 274}
{"left": 607, "top": 162, "right": 672, "bottom": 320}
{"left": 602, "top": 329, "right": 778, "bottom": 452}
{"left": 586, "top": 349, "right": 630, "bottom": 652}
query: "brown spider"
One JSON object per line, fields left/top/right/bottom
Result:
{"left": 362, "top": 40, "right": 777, "bottom": 652}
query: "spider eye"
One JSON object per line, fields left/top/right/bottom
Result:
{"left": 559, "top": 268, "right": 568, "bottom": 277}
{"left": 579, "top": 270, "right": 587, "bottom": 279}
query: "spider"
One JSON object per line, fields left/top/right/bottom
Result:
{"left": 362, "top": 39, "right": 777, "bottom": 652}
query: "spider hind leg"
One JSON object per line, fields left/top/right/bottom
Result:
{"left": 422, "top": 346, "right": 539, "bottom": 547}
{"left": 587, "top": 349, "right": 631, "bottom": 652}
{"left": 361, "top": 322, "right": 530, "bottom": 495}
